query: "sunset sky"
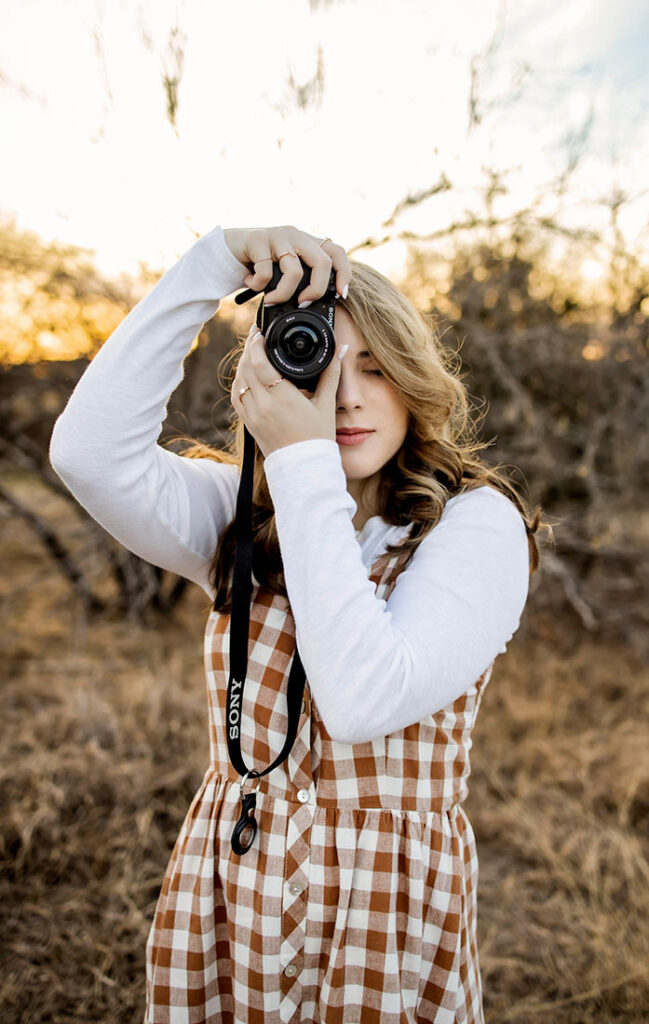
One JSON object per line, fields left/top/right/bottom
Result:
{"left": 2, "top": 0, "right": 648, "bottom": 282}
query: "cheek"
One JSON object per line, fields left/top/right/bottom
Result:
{"left": 383, "top": 389, "right": 409, "bottom": 438}
{"left": 394, "top": 416, "right": 409, "bottom": 447}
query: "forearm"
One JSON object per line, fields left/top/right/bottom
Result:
{"left": 49, "top": 225, "right": 248, "bottom": 473}
{"left": 264, "top": 441, "right": 413, "bottom": 742}
{"left": 49, "top": 224, "right": 248, "bottom": 592}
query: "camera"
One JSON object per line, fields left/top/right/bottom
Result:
{"left": 234, "top": 258, "right": 338, "bottom": 393}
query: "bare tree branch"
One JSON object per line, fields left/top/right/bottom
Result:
{"left": 0, "top": 481, "right": 105, "bottom": 614}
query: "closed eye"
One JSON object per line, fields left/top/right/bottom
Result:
{"left": 363, "top": 369, "right": 383, "bottom": 376}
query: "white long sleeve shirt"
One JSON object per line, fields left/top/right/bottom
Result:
{"left": 49, "top": 224, "right": 530, "bottom": 745}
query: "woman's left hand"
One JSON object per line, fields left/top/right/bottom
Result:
{"left": 231, "top": 325, "right": 348, "bottom": 459}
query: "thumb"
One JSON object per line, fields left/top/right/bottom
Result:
{"left": 314, "top": 344, "right": 348, "bottom": 407}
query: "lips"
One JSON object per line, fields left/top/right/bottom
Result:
{"left": 336, "top": 429, "right": 374, "bottom": 447}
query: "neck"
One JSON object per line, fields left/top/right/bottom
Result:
{"left": 353, "top": 511, "right": 371, "bottom": 531}
{"left": 347, "top": 475, "right": 380, "bottom": 532}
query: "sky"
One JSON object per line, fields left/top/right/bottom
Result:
{"left": 1, "top": 0, "right": 648, "bottom": 282}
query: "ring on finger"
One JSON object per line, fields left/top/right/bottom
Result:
{"left": 238, "top": 378, "right": 282, "bottom": 400}
{"left": 255, "top": 241, "right": 325, "bottom": 266}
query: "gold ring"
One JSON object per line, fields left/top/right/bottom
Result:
{"left": 239, "top": 385, "right": 251, "bottom": 398}
{"left": 320, "top": 237, "right": 332, "bottom": 247}
{"left": 255, "top": 249, "right": 302, "bottom": 265}
{"left": 265, "top": 378, "right": 284, "bottom": 389}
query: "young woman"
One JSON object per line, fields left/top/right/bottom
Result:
{"left": 49, "top": 223, "right": 543, "bottom": 1024}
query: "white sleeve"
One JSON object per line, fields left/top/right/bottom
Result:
{"left": 49, "top": 224, "right": 248, "bottom": 598}
{"left": 263, "top": 439, "right": 531, "bottom": 744}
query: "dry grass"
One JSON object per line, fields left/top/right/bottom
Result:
{"left": 1, "top": 477, "right": 648, "bottom": 1023}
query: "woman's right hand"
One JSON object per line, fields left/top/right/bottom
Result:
{"left": 223, "top": 225, "right": 351, "bottom": 306}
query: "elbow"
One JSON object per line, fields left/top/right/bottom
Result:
{"left": 328, "top": 719, "right": 354, "bottom": 746}
{"left": 324, "top": 643, "right": 410, "bottom": 746}
{"left": 315, "top": 696, "right": 360, "bottom": 746}
{"left": 324, "top": 675, "right": 398, "bottom": 747}
{"left": 49, "top": 413, "right": 91, "bottom": 486}
{"left": 316, "top": 703, "right": 349, "bottom": 745}
{"left": 49, "top": 414, "right": 78, "bottom": 479}
{"left": 314, "top": 665, "right": 372, "bottom": 745}
{"left": 329, "top": 713, "right": 384, "bottom": 747}
{"left": 49, "top": 416, "right": 69, "bottom": 475}
{"left": 332, "top": 725, "right": 368, "bottom": 746}
{"left": 330, "top": 724, "right": 358, "bottom": 746}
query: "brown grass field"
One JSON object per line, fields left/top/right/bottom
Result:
{"left": 1, "top": 471, "right": 648, "bottom": 1023}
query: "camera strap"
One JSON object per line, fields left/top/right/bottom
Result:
{"left": 227, "top": 424, "right": 307, "bottom": 856}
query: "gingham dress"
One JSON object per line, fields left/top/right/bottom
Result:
{"left": 144, "top": 544, "right": 491, "bottom": 1024}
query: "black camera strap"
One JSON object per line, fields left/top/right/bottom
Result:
{"left": 227, "top": 424, "right": 307, "bottom": 856}
{"left": 226, "top": 266, "right": 337, "bottom": 857}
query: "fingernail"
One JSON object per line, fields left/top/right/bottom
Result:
{"left": 337, "top": 344, "right": 349, "bottom": 362}
{"left": 342, "top": 284, "right": 349, "bottom": 300}
{"left": 298, "top": 300, "right": 312, "bottom": 308}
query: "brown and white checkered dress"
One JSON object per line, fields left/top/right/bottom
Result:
{"left": 144, "top": 545, "right": 492, "bottom": 1024}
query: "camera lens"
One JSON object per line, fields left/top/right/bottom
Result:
{"left": 264, "top": 308, "right": 335, "bottom": 388}
{"left": 283, "top": 325, "right": 319, "bottom": 364}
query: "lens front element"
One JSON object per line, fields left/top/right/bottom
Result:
{"left": 265, "top": 310, "right": 335, "bottom": 386}
{"left": 283, "top": 324, "right": 320, "bottom": 364}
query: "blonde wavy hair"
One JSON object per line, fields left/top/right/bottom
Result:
{"left": 176, "top": 257, "right": 550, "bottom": 612}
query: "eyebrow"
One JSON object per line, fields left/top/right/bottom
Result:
{"left": 356, "top": 351, "right": 373, "bottom": 360}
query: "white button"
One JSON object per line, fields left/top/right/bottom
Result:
{"left": 289, "top": 882, "right": 303, "bottom": 895}
{"left": 284, "top": 963, "right": 298, "bottom": 978}
{"left": 297, "top": 789, "right": 310, "bottom": 803}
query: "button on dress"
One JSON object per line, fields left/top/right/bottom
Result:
{"left": 144, "top": 543, "right": 491, "bottom": 1024}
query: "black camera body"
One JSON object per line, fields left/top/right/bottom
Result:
{"left": 235, "top": 258, "right": 338, "bottom": 393}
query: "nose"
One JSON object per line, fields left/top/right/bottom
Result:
{"left": 336, "top": 363, "right": 364, "bottom": 411}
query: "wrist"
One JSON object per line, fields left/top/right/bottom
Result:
{"left": 263, "top": 436, "right": 339, "bottom": 463}
{"left": 223, "top": 228, "right": 248, "bottom": 267}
